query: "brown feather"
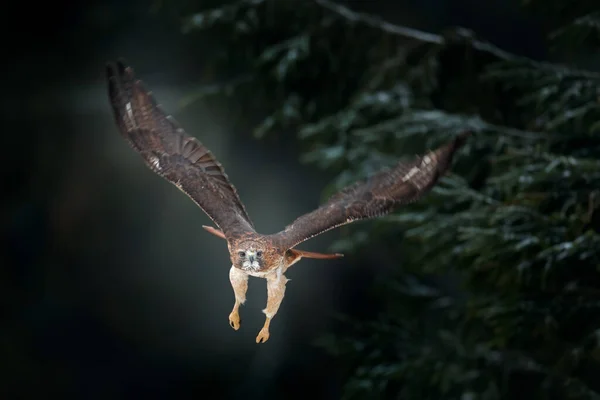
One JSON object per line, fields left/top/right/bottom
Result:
{"left": 287, "top": 249, "right": 344, "bottom": 260}
{"left": 106, "top": 60, "right": 254, "bottom": 238}
{"left": 271, "top": 132, "right": 470, "bottom": 250}
{"left": 202, "top": 225, "right": 227, "bottom": 239}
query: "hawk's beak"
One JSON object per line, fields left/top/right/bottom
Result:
{"left": 248, "top": 255, "right": 256, "bottom": 263}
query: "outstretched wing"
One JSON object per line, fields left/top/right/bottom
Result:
{"left": 271, "top": 133, "right": 470, "bottom": 249}
{"left": 106, "top": 60, "right": 254, "bottom": 237}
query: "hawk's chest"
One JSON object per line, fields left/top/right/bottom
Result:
{"left": 244, "top": 269, "right": 272, "bottom": 278}
{"left": 243, "top": 263, "right": 285, "bottom": 279}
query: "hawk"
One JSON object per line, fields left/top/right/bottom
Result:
{"left": 106, "top": 61, "right": 469, "bottom": 344}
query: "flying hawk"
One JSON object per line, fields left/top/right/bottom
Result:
{"left": 106, "top": 61, "right": 469, "bottom": 343}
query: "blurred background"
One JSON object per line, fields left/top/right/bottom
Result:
{"left": 2, "top": 0, "right": 580, "bottom": 399}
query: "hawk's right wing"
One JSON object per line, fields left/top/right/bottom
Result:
{"left": 106, "top": 60, "right": 255, "bottom": 238}
{"left": 271, "top": 132, "right": 469, "bottom": 250}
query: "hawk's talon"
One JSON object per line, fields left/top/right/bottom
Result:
{"left": 229, "top": 310, "right": 241, "bottom": 330}
{"left": 255, "top": 328, "right": 270, "bottom": 344}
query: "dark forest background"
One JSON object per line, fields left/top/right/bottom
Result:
{"left": 2, "top": 0, "right": 599, "bottom": 399}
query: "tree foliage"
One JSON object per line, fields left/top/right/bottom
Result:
{"left": 179, "top": 0, "right": 600, "bottom": 398}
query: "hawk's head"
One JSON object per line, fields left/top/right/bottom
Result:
{"left": 230, "top": 239, "right": 277, "bottom": 273}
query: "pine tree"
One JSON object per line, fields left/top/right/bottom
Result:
{"left": 178, "top": 1, "right": 600, "bottom": 398}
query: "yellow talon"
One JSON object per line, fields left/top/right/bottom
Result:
{"left": 255, "top": 328, "right": 270, "bottom": 344}
{"left": 255, "top": 318, "right": 271, "bottom": 343}
{"left": 228, "top": 310, "right": 241, "bottom": 330}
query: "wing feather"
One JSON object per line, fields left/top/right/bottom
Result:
{"left": 271, "top": 133, "right": 470, "bottom": 249}
{"left": 106, "top": 60, "right": 254, "bottom": 237}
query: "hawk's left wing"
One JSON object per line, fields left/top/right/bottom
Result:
{"left": 106, "top": 61, "right": 255, "bottom": 238}
{"left": 270, "top": 133, "right": 469, "bottom": 250}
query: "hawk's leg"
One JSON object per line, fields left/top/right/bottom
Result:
{"left": 256, "top": 268, "right": 289, "bottom": 344}
{"left": 228, "top": 266, "right": 248, "bottom": 331}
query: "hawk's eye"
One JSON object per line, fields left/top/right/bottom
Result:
{"left": 257, "top": 251, "right": 263, "bottom": 257}
{"left": 238, "top": 251, "right": 246, "bottom": 258}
